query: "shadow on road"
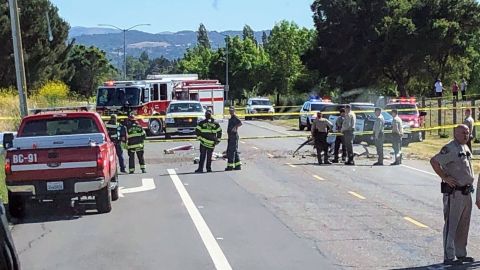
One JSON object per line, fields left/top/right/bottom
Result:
{"left": 158, "top": 170, "right": 234, "bottom": 177}
{"left": 392, "top": 261, "right": 480, "bottom": 269}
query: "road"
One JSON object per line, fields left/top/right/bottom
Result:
{"left": 10, "top": 119, "right": 480, "bottom": 269}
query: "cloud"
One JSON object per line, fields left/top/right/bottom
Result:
{"left": 212, "top": 0, "right": 219, "bottom": 10}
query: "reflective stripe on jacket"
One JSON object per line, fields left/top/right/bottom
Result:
{"left": 196, "top": 119, "right": 222, "bottom": 149}
{"left": 127, "top": 124, "right": 146, "bottom": 151}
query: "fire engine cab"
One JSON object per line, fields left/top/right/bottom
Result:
{"left": 96, "top": 74, "right": 225, "bottom": 136}
{"left": 384, "top": 97, "right": 427, "bottom": 142}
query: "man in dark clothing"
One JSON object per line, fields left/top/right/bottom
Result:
{"left": 333, "top": 108, "right": 346, "bottom": 163}
{"left": 125, "top": 114, "right": 146, "bottom": 174}
{"left": 195, "top": 110, "right": 222, "bottom": 173}
{"left": 0, "top": 204, "right": 20, "bottom": 270}
{"left": 226, "top": 107, "right": 242, "bottom": 171}
{"left": 105, "top": 114, "right": 126, "bottom": 173}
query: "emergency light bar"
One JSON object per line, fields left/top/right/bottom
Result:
{"left": 390, "top": 97, "right": 416, "bottom": 103}
{"left": 29, "top": 106, "right": 95, "bottom": 115}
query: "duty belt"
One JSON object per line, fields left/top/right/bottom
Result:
{"left": 455, "top": 185, "right": 475, "bottom": 195}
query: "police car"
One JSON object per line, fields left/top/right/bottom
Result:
{"left": 299, "top": 99, "right": 334, "bottom": 130}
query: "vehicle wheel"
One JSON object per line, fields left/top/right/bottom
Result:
{"left": 111, "top": 173, "right": 119, "bottom": 202}
{"left": 416, "top": 132, "right": 423, "bottom": 142}
{"left": 245, "top": 116, "right": 251, "bottom": 121}
{"left": 164, "top": 133, "right": 171, "bottom": 139}
{"left": 299, "top": 118, "right": 305, "bottom": 131}
{"left": 402, "top": 139, "right": 410, "bottom": 148}
{"left": 270, "top": 116, "right": 274, "bottom": 121}
{"left": 8, "top": 192, "right": 26, "bottom": 218}
{"left": 96, "top": 185, "right": 112, "bottom": 213}
{"left": 421, "top": 131, "right": 426, "bottom": 141}
{"left": 147, "top": 118, "right": 162, "bottom": 136}
{"left": 306, "top": 119, "right": 311, "bottom": 131}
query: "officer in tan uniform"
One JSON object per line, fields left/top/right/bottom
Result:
{"left": 464, "top": 109, "right": 474, "bottom": 152}
{"left": 391, "top": 109, "right": 404, "bottom": 165}
{"left": 373, "top": 108, "right": 385, "bottom": 166}
{"left": 430, "top": 124, "right": 475, "bottom": 266}
{"left": 311, "top": 111, "right": 333, "bottom": 165}
{"left": 341, "top": 105, "right": 356, "bottom": 165}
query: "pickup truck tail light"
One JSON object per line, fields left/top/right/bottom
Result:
{"left": 5, "top": 158, "right": 12, "bottom": 175}
{"left": 97, "top": 152, "right": 104, "bottom": 170}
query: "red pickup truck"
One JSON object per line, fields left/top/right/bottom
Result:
{"left": 3, "top": 110, "right": 119, "bottom": 217}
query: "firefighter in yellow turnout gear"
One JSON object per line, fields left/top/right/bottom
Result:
{"left": 195, "top": 110, "right": 222, "bottom": 173}
{"left": 126, "top": 114, "right": 146, "bottom": 174}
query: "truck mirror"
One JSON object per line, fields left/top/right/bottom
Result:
{"left": 2, "top": 133, "right": 14, "bottom": 149}
{"left": 420, "top": 111, "right": 427, "bottom": 117}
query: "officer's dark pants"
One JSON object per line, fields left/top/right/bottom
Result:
{"left": 343, "top": 130, "right": 354, "bottom": 162}
{"left": 314, "top": 132, "right": 329, "bottom": 164}
{"left": 198, "top": 145, "right": 213, "bottom": 171}
{"left": 443, "top": 192, "right": 472, "bottom": 260}
{"left": 0, "top": 204, "right": 20, "bottom": 270}
{"left": 334, "top": 135, "right": 346, "bottom": 161}
{"left": 467, "top": 138, "right": 472, "bottom": 153}
{"left": 392, "top": 133, "right": 402, "bottom": 163}
{"left": 462, "top": 91, "right": 466, "bottom": 101}
{"left": 375, "top": 133, "right": 384, "bottom": 164}
{"left": 115, "top": 143, "right": 125, "bottom": 171}
{"left": 128, "top": 149, "right": 145, "bottom": 173}
{"left": 226, "top": 135, "right": 241, "bottom": 169}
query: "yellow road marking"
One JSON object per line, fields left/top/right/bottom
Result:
{"left": 267, "top": 153, "right": 274, "bottom": 158}
{"left": 404, "top": 217, "right": 429, "bottom": 228}
{"left": 348, "top": 191, "right": 366, "bottom": 200}
{"left": 252, "top": 146, "right": 259, "bottom": 150}
{"left": 313, "top": 175, "right": 325, "bottom": 181}
{"left": 286, "top": 163, "right": 297, "bottom": 168}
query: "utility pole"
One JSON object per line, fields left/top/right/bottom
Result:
{"left": 220, "top": 34, "right": 230, "bottom": 106}
{"left": 8, "top": 0, "right": 28, "bottom": 117}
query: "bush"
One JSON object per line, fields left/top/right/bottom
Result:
{"left": 37, "top": 81, "right": 70, "bottom": 106}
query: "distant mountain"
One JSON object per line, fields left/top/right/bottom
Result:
{"left": 70, "top": 27, "right": 270, "bottom": 66}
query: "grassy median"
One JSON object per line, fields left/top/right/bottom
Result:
{"left": 0, "top": 153, "right": 6, "bottom": 203}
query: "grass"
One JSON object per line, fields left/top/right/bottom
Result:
{"left": 273, "top": 118, "right": 298, "bottom": 130}
{"left": 0, "top": 153, "right": 6, "bottom": 203}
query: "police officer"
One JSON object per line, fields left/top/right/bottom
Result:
{"left": 391, "top": 109, "right": 404, "bottom": 165}
{"left": 373, "top": 108, "right": 385, "bottom": 166}
{"left": 106, "top": 114, "right": 126, "bottom": 173}
{"left": 333, "top": 108, "right": 346, "bottom": 163}
{"left": 125, "top": 114, "right": 146, "bottom": 174}
{"left": 226, "top": 107, "right": 242, "bottom": 171}
{"left": 0, "top": 204, "right": 20, "bottom": 270}
{"left": 464, "top": 109, "right": 474, "bottom": 152}
{"left": 341, "top": 104, "right": 356, "bottom": 165}
{"left": 195, "top": 110, "right": 222, "bottom": 173}
{"left": 311, "top": 111, "right": 333, "bottom": 165}
{"left": 430, "top": 125, "right": 475, "bottom": 266}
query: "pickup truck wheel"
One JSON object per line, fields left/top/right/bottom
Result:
{"left": 147, "top": 119, "right": 162, "bottom": 136}
{"left": 306, "top": 119, "right": 311, "bottom": 131}
{"left": 111, "top": 174, "right": 119, "bottom": 202}
{"left": 96, "top": 185, "right": 112, "bottom": 213}
{"left": 299, "top": 118, "right": 305, "bottom": 131}
{"left": 8, "top": 192, "right": 26, "bottom": 218}
{"left": 245, "top": 116, "right": 251, "bottom": 121}
{"left": 402, "top": 139, "right": 410, "bottom": 148}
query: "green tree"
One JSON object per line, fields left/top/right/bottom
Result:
{"left": 65, "top": 45, "right": 116, "bottom": 97}
{"left": 178, "top": 46, "right": 213, "bottom": 79}
{"left": 0, "top": 0, "right": 73, "bottom": 90}
{"left": 197, "top": 23, "right": 211, "bottom": 49}
{"left": 242, "top": 25, "right": 256, "bottom": 44}
{"left": 261, "top": 31, "right": 269, "bottom": 47}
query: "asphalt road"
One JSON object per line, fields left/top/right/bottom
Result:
{"left": 10, "top": 119, "right": 480, "bottom": 269}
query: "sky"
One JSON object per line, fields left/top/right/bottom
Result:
{"left": 50, "top": 0, "right": 314, "bottom": 32}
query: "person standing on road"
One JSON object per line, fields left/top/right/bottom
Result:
{"left": 311, "top": 111, "right": 333, "bottom": 165}
{"left": 464, "top": 109, "right": 474, "bottom": 152}
{"left": 452, "top": 81, "right": 459, "bottom": 101}
{"left": 373, "top": 108, "right": 385, "bottom": 166}
{"left": 461, "top": 79, "right": 468, "bottom": 101}
{"left": 195, "top": 110, "right": 222, "bottom": 173}
{"left": 430, "top": 125, "right": 475, "bottom": 266}
{"left": 391, "top": 109, "right": 404, "bottom": 165}
{"left": 435, "top": 79, "right": 444, "bottom": 98}
{"left": 106, "top": 114, "right": 127, "bottom": 173}
{"left": 226, "top": 107, "right": 242, "bottom": 171}
{"left": 341, "top": 104, "right": 356, "bottom": 165}
{"left": 333, "top": 108, "right": 347, "bottom": 163}
{"left": 125, "top": 114, "right": 146, "bottom": 174}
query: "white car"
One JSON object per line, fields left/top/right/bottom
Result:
{"left": 164, "top": 101, "right": 206, "bottom": 139}
{"left": 299, "top": 100, "right": 334, "bottom": 130}
{"left": 245, "top": 98, "right": 275, "bottom": 120}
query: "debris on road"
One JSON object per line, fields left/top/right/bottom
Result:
{"left": 164, "top": 144, "right": 193, "bottom": 154}
{"left": 193, "top": 152, "right": 225, "bottom": 164}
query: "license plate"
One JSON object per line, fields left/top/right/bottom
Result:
{"left": 179, "top": 129, "right": 194, "bottom": 134}
{"left": 47, "top": 181, "right": 64, "bottom": 191}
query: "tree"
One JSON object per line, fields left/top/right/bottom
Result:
{"left": 242, "top": 25, "right": 256, "bottom": 44}
{"left": 65, "top": 45, "right": 116, "bottom": 97}
{"left": 178, "top": 46, "right": 213, "bottom": 79}
{"left": 261, "top": 31, "right": 269, "bottom": 47}
{"left": 197, "top": 23, "right": 211, "bottom": 49}
{"left": 0, "top": 0, "right": 73, "bottom": 90}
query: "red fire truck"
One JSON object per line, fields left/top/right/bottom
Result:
{"left": 96, "top": 74, "right": 225, "bottom": 136}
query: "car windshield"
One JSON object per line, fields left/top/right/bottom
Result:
{"left": 97, "top": 87, "right": 141, "bottom": 107}
{"left": 385, "top": 104, "right": 417, "bottom": 115}
{"left": 310, "top": 104, "right": 328, "bottom": 111}
{"left": 20, "top": 117, "right": 100, "bottom": 137}
{"left": 251, "top": 100, "right": 271, "bottom": 106}
{"left": 168, "top": 103, "right": 204, "bottom": 113}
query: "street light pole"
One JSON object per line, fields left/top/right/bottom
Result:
{"left": 98, "top": 23, "right": 150, "bottom": 80}
{"left": 220, "top": 34, "right": 230, "bottom": 106}
{"left": 8, "top": 0, "right": 28, "bottom": 117}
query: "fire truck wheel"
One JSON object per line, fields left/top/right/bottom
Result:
{"left": 96, "top": 185, "right": 112, "bottom": 214}
{"left": 8, "top": 192, "right": 26, "bottom": 218}
{"left": 147, "top": 119, "right": 162, "bottom": 136}
{"left": 111, "top": 174, "right": 119, "bottom": 202}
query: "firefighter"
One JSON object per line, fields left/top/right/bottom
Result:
{"left": 195, "top": 110, "right": 222, "bottom": 173}
{"left": 311, "top": 111, "right": 333, "bottom": 165}
{"left": 125, "top": 114, "right": 146, "bottom": 174}
{"left": 106, "top": 114, "right": 126, "bottom": 173}
{"left": 226, "top": 106, "right": 242, "bottom": 171}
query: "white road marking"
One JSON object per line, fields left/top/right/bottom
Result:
{"left": 118, "top": 178, "right": 156, "bottom": 197}
{"left": 286, "top": 163, "right": 297, "bottom": 168}
{"left": 404, "top": 216, "right": 429, "bottom": 228}
{"left": 348, "top": 191, "right": 366, "bottom": 200}
{"left": 400, "top": 164, "right": 438, "bottom": 177}
{"left": 313, "top": 175, "right": 325, "bottom": 181}
{"left": 168, "top": 169, "right": 232, "bottom": 270}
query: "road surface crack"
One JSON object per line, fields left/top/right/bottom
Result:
{"left": 18, "top": 223, "right": 52, "bottom": 254}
